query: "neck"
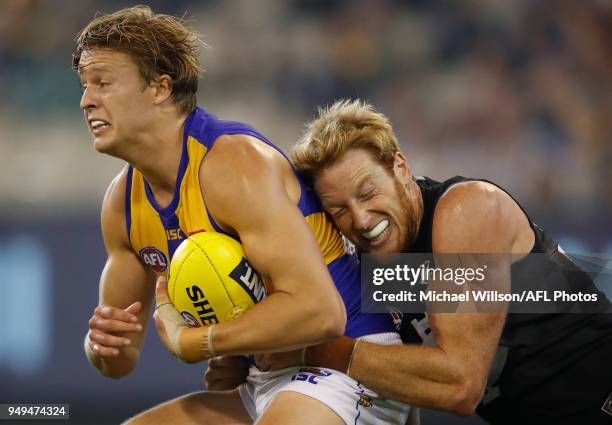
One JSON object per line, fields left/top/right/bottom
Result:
{"left": 125, "top": 111, "right": 188, "bottom": 206}
{"left": 406, "top": 179, "right": 424, "bottom": 248}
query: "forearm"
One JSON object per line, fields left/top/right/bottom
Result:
{"left": 83, "top": 335, "right": 140, "bottom": 379}
{"left": 350, "top": 342, "right": 484, "bottom": 414}
{"left": 181, "top": 292, "right": 343, "bottom": 362}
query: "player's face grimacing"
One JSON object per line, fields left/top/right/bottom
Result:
{"left": 315, "top": 148, "right": 414, "bottom": 254}
{"left": 78, "top": 49, "right": 155, "bottom": 155}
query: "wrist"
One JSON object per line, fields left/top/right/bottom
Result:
{"left": 304, "top": 336, "right": 357, "bottom": 374}
{"left": 178, "top": 325, "right": 217, "bottom": 363}
{"left": 346, "top": 339, "right": 362, "bottom": 378}
{"left": 206, "top": 325, "right": 216, "bottom": 357}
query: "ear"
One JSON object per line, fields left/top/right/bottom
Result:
{"left": 151, "top": 74, "right": 173, "bottom": 105}
{"left": 393, "top": 152, "right": 411, "bottom": 184}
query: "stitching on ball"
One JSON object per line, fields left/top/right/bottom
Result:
{"left": 189, "top": 235, "right": 238, "bottom": 307}
{"left": 169, "top": 246, "right": 197, "bottom": 304}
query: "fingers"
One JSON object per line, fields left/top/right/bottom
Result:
{"left": 207, "top": 356, "right": 223, "bottom": 368}
{"left": 88, "top": 303, "right": 143, "bottom": 359}
{"left": 205, "top": 369, "right": 246, "bottom": 390}
{"left": 89, "top": 305, "right": 142, "bottom": 333}
{"left": 125, "top": 301, "right": 143, "bottom": 315}
{"left": 89, "top": 330, "right": 131, "bottom": 348}
{"left": 255, "top": 357, "right": 271, "bottom": 371}
{"left": 206, "top": 376, "right": 246, "bottom": 391}
{"left": 155, "top": 275, "right": 169, "bottom": 306}
{"left": 89, "top": 339, "right": 120, "bottom": 357}
{"left": 87, "top": 329, "right": 131, "bottom": 358}
{"left": 95, "top": 305, "right": 140, "bottom": 324}
{"left": 210, "top": 355, "right": 249, "bottom": 368}
{"left": 88, "top": 316, "right": 143, "bottom": 333}
{"left": 205, "top": 356, "right": 249, "bottom": 390}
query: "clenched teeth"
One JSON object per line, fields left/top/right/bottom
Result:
{"left": 363, "top": 220, "right": 389, "bottom": 240}
{"left": 91, "top": 120, "right": 109, "bottom": 129}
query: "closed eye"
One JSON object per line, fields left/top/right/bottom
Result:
{"left": 329, "top": 207, "right": 347, "bottom": 218}
{"left": 359, "top": 189, "right": 376, "bottom": 201}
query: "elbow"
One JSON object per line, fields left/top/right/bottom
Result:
{"left": 447, "top": 380, "right": 485, "bottom": 416}
{"left": 315, "top": 301, "right": 346, "bottom": 341}
{"left": 92, "top": 350, "right": 140, "bottom": 380}
{"left": 100, "top": 362, "right": 136, "bottom": 380}
{"left": 329, "top": 291, "right": 348, "bottom": 338}
{"left": 327, "top": 299, "right": 347, "bottom": 339}
{"left": 322, "top": 314, "right": 345, "bottom": 340}
{"left": 105, "top": 368, "right": 133, "bottom": 380}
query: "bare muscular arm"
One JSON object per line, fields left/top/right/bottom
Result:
{"left": 84, "top": 167, "right": 156, "bottom": 378}
{"left": 158, "top": 135, "right": 346, "bottom": 363}
{"left": 315, "top": 182, "right": 534, "bottom": 415}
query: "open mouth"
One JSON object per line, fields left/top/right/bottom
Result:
{"left": 89, "top": 119, "right": 110, "bottom": 133}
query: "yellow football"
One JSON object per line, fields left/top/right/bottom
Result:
{"left": 167, "top": 232, "right": 266, "bottom": 327}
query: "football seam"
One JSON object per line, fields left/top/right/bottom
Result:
{"left": 188, "top": 235, "right": 238, "bottom": 308}
{"left": 169, "top": 246, "right": 197, "bottom": 305}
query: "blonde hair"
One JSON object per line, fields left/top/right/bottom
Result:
{"left": 73, "top": 5, "right": 203, "bottom": 115}
{"left": 291, "top": 99, "right": 400, "bottom": 183}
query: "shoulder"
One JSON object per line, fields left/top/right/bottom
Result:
{"left": 206, "top": 134, "right": 285, "bottom": 170}
{"left": 200, "top": 134, "right": 290, "bottom": 192}
{"left": 432, "top": 181, "right": 524, "bottom": 252}
{"left": 102, "top": 165, "right": 129, "bottom": 213}
{"left": 198, "top": 134, "right": 299, "bottom": 230}
{"left": 435, "top": 181, "right": 504, "bottom": 223}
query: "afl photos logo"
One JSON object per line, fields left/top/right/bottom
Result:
{"left": 139, "top": 247, "right": 168, "bottom": 273}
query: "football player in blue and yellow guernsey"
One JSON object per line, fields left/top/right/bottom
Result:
{"left": 76, "top": 6, "right": 411, "bottom": 425}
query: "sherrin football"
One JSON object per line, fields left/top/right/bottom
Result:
{"left": 168, "top": 232, "right": 267, "bottom": 327}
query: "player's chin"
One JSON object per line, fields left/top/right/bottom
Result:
{"left": 359, "top": 229, "right": 397, "bottom": 254}
{"left": 366, "top": 242, "right": 397, "bottom": 254}
{"left": 93, "top": 136, "right": 116, "bottom": 154}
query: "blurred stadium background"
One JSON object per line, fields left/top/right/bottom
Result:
{"left": 0, "top": 0, "right": 610, "bottom": 423}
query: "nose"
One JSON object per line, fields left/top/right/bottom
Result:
{"left": 349, "top": 204, "right": 371, "bottom": 231}
{"left": 79, "top": 86, "right": 97, "bottom": 111}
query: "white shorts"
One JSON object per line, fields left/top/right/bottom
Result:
{"left": 238, "top": 333, "right": 411, "bottom": 425}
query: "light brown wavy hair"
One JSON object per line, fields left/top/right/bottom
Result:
{"left": 291, "top": 99, "right": 400, "bottom": 185}
{"left": 73, "top": 5, "right": 203, "bottom": 115}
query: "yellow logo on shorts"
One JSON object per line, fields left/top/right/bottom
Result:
{"left": 358, "top": 394, "right": 373, "bottom": 408}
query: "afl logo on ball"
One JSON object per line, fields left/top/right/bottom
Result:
{"left": 139, "top": 247, "right": 168, "bottom": 272}
{"left": 180, "top": 311, "right": 199, "bottom": 327}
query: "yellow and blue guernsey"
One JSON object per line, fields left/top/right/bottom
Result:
{"left": 126, "top": 107, "right": 394, "bottom": 337}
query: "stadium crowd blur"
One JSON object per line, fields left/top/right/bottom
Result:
{"left": 0, "top": 1, "right": 610, "bottom": 423}
{"left": 1, "top": 0, "right": 611, "bottom": 248}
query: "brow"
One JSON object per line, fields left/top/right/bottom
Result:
{"left": 77, "top": 64, "right": 114, "bottom": 76}
{"left": 355, "top": 176, "right": 374, "bottom": 196}
{"left": 318, "top": 172, "right": 371, "bottom": 203}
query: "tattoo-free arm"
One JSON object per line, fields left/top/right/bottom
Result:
{"left": 85, "top": 169, "right": 156, "bottom": 378}
{"left": 347, "top": 182, "right": 531, "bottom": 414}
{"left": 173, "top": 135, "right": 346, "bottom": 362}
